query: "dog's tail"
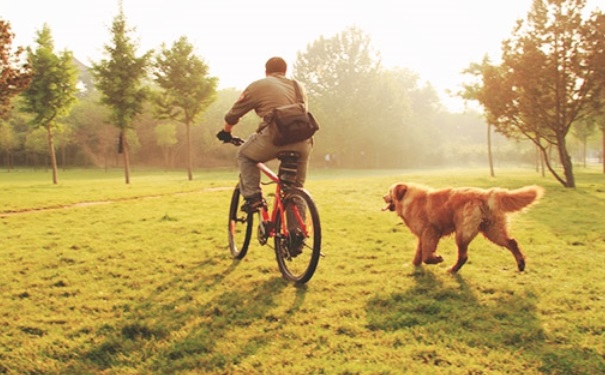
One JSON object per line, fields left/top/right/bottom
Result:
{"left": 492, "top": 185, "right": 544, "bottom": 213}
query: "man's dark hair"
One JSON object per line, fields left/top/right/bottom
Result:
{"left": 265, "top": 57, "right": 287, "bottom": 74}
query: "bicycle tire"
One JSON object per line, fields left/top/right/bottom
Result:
{"left": 228, "top": 185, "right": 253, "bottom": 259}
{"left": 274, "top": 187, "right": 321, "bottom": 283}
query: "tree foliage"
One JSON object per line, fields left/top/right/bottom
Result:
{"left": 463, "top": 0, "right": 605, "bottom": 187}
{"left": 153, "top": 36, "right": 218, "bottom": 180}
{"left": 3, "top": 17, "right": 573, "bottom": 172}
{"left": 0, "top": 19, "right": 32, "bottom": 119}
{"left": 91, "top": 6, "right": 151, "bottom": 184}
{"left": 21, "top": 24, "right": 78, "bottom": 184}
{"left": 0, "top": 120, "right": 17, "bottom": 169}
{"left": 293, "top": 26, "right": 443, "bottom": 168}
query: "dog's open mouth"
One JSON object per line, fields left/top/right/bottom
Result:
{"left": 382, "top": 202, "right": 395, "bottom": 211}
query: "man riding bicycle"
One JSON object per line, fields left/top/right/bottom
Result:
{"left": 217, "top": 57, "right": 314, "bottom": 213}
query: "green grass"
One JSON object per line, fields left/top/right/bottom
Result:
{"left": 1, "top": 167, "right": 604, "bottom": 374}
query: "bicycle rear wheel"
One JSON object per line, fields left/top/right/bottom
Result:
{"left": 274, "top": 188, "right": 321, "bottom": 284}
{"left": 228, "top": 185, "right": 253, "bottom": 259}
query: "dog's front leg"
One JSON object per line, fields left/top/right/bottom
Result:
{"left": 420, "top": 230, "right": 443, "bottom": 265}
{"left": 413, "top": 240, "right": 422, "bottom": 266}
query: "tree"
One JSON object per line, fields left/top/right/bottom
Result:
{"left": 594, "top": 110, "right": 605, "bottom": 173}
{"left": 54, "top": 123, "right": 74, "bottom": 170}
{"left": 572, "top": 118, "right": 596, "bottom": 167}
{"left": 587, "top": 13, "right": 605, "bottom": 173}
{"left": 462, "top": 0, "right": 605, "bottom": 188}
{"left": 294, "top": 26, "right": 441, "bottom": 168}
{"left": 91, "top": 5, "right": 151, "bottom": 184}
{"left": 0, "top": 120, "right": 17, "bottom": 169}
{"left": 154, "top": 121, "right": 177, "bottom": 168}
{"left": 21, "top": 24, "right": 78, "bottom": 184}
{"left": 601, "top": 119, "right": 605, "bottom": 173}
{"left": 0, "top": 19, "right": 32, "bottom": 118}
{"left": 24, "top": 126, "right": 48, "bottom": 168}
{"left": 65, "top": 94, "right": 116, "bottom": 168}
{"left": 462, "top": 56, "right": 506, "bottom": 177}
{"left": 153, "top": 36, "right": 217, "bottom": 180}
{"left": 294, "top": 26, "right": 384, "bottom": 166}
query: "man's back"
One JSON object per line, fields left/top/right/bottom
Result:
{"left": 224, "top": 74, "right": 303, "bottom": 123}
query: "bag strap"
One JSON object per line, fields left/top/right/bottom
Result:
{"left": 257, "top": 79, "right": 304, "bottom": 133}
{"left": 292, "top": 80, "right": 304, "bottom": 104}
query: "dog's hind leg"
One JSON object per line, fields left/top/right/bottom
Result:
{"left": 449, "top": 204, "right": 482, "bottom": 273}
{"left": 506, "top": 238, "right": 525, "bottom": 271}
{"left": 482, "top": 218, "right": 526, "bottom": 271}
{"left": 450, "top": 236, "right": 473, "bottom": 273}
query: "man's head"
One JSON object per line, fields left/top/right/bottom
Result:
{"left": 265, "top": 57, "right": 287, "bottom": 75}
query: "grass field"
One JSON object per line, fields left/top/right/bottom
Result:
{"left": 1, "top": 166, "right": 604, "bottom": 374}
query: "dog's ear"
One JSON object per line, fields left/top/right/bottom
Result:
{"left": 394, "top": 184, "right": 407, "bottom": 201}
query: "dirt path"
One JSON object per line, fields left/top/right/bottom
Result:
{"left": 0, "top": 186, "right": 232, "bottom": 218}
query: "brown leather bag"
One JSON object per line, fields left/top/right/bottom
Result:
{"left": 266, "top": 80, "right": 319, "bottom": 146}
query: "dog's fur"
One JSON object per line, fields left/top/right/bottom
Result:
{"left": 383, "top": 182, "right": 544, "bottom": 273}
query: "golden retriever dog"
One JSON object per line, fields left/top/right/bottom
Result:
{"left": 383, "top": 182, "right": 544, "bottom": 273}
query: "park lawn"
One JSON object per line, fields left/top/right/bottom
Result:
{"left": 1, "top": 167, "right": 604, "bottom": 374}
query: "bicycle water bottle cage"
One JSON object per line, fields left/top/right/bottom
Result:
{"left": 277, "top": 151, "right": 300, "bottom": 185}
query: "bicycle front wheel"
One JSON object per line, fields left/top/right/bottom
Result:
{"left": 274, "top": 188, "right": 321, "bottom": 284}
{"left": 228, "top": 185, "right": 253, "bottom": 259}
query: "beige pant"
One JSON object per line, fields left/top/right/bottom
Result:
{"left": 236, "top": 129, "right": 313, "bottom": 199}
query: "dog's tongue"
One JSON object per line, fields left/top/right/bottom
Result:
{"left": 382, "top": 203, "right": 394, "bottom": 211}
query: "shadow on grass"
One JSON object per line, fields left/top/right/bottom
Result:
{"left": 64, "top": 256, "right": 308, "bottom": 374}
{"left": 366, "top": 268, "right": 604, "bottom": 373}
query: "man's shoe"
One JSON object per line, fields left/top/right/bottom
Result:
{"left": 241, "top": 196, "right": 266, "bottom": 213}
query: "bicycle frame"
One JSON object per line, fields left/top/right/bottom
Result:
{"left": 256, "top": 162, "right": 308, "bottom": 240}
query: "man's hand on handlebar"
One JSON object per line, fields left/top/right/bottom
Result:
{"left": 216, "top": 130, "right": 244, "bottom": 145}
{"left": 216, "top": 129, "right": 232, "bottom": 143}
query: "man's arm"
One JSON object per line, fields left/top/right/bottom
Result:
{"left": 223, "top": 123, "right": 235, "bottom": 133}
{"left": 224, "top": 85, "right": 257, "bottom": 127}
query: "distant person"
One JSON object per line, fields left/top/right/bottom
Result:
{"left": 216, "top": 57, "right": 314, "bottom": 212}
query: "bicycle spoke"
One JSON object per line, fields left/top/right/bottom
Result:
{"left": 274, "top": 188, "right": 321, "bottom": 284}
{"left": 228, "top": 186, "right": 253, "bottom": 259}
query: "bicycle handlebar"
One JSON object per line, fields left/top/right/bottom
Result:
{"left": 228, "top": 136, "right": 245, "bottom": 146}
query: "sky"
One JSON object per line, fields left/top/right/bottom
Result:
{"left": 2, "top": 0, "right": 602, "bottom": 112}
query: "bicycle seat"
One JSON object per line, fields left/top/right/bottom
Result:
{"left": 277, "top": 151, "right": 300, "bottom": 161}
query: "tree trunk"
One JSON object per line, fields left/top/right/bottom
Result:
{"left": 162, "top": 146, "right": 169, "bottom": 170}
{"left": 557, "top": 136, "right": 575, "bottom": 188}
{"left": 540, "top": 148, "right": 545, "bottom": 177}
{"left": 61, "top": 143, "right": 66, "bottom": 171}
{"left": 120, "top": 131, "right": 130, "bottom": 184}
{"left": 186, "top": 121, "right": 192, "bottom": 181}
{"left": 46, "top": 125, "right": 59, "bottom": 185}
{"left": 582, "top": 137, "right": 587, "bottom": 168}
{"left": 487, "top": 123, "right": 495, "bottom": 177}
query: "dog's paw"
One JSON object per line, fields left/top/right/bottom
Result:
{"left": 424, "top": 255, "right": 444, "bottom": 265}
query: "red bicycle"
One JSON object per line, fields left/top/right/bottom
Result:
{"left": 226, "top": 137, "right": 322, "bottom": 284}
